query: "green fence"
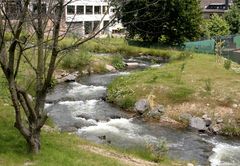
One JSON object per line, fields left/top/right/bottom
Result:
{"left": 184, "top": 35, "right": 240, "bottom": 63}
{"left": 184, "top": 39, "right": 215, "bottom": 54}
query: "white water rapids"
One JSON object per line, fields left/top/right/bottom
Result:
{"left": 46, "top": 71, "right": 240, "bottom": 166}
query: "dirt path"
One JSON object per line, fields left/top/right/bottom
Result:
{"left": 79, "top": 145, "right": 159, "bottom": 166}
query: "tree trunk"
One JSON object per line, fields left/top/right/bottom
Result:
{"left": 28, "top": 131, "right": 41, "bottom": 154}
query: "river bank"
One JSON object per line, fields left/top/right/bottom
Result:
{"left": 107, "top": 53, "right": 240, "bottom": 137}
{"left": 46, "top": 67, "right": 240, "bottom": 166}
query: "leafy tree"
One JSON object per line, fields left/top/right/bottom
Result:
{"left": 118, "top": 0, "right": 203, "bottom": 45}
{"left": 225, "top": 0, "right": 240, "bottom": 34}
{"left": 0, "top": 0, "right": 115, "bottom": 153}
{"left": 206, "top": 14, "right": 230, "bottom": 37}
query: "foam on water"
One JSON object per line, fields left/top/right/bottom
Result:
{"left": 59, "top": 100, "right": 85, "bottom": 105}
{"left": 77, "top": 118, "right": 157, "bottom": 145}
{"left": 68, "top": 82, "right": 106, "bottom": 95}
{"left": 209, "top": 143, "right": 240, "bottom": 166}
{"left": 44, "top": 103, "right": 53, "bottom": 109}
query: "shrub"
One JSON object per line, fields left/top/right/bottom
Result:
{"left": 111, "top": 55, "right": 125, "bottom": 70}
{"left": 61, "top": 49, "right": 91, "bottom": 71}
{"left": 119, "top": 96, "right": 136, "bottom": 109}
{"left": 59, "top": 38, "right": 77, "bottom": 49}
{"left": 146, "top": 138, "right": 169, "bottom": 162}
{"left": 224, "top": 59, "right": 232, "bottom": 70}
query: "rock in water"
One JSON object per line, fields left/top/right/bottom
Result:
{"left": 105, "top": 64, "right": 117, "bottom": 72}
{"left": 190, "top": 117, "right": 207, "bottom": 131}
{"left": 147, "top": 105, "right": 165, "bottom": 119}
{"left": 134, "top": 99, "right": 150, "bottom": 114}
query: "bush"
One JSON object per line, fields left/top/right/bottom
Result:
{"left": 111, "top": 55, "right": 125, "bottom": 70}
{"left": 119, "top": 96, "right": 136, "bottom": 109}
{"left": 146, "top": 138, "right": 169, "bottom": 162}
{"left": 59, "top": 38, "right": 77, "bottom": 49}
{"left": 61, "top": 49, "right": 91, "bottom": 71}
{"left": 4, "top": 32, "right": 13, "bottom": 41}
{"left": 224, "top": 59, "right": 232, "bottom": 70}
{"left": 205, "top": 14, "right": 230, "bottom": 37}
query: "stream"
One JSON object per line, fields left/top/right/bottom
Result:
{"left": 45, "top": 58, "right": 240, "bottom": 166}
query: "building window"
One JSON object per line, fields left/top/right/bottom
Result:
{"left": 102, "top": 6, "right": 109, "bottom": 14}
{"left": 86, "top": 6, "right": 93, "bottom": 14}
{"left": 94, "top": 6, "right": 101, "bottom": 14}
{"left": 76, "top": 6, "right": 84, "bottom": 14}
{"left": 85, "top": 21, "right": 93, "bottom": 34}
{"left": 93, "top": 21, "right": 100, "bottom": 31}
{"left": 32, "top": 3, "right": 47, "bottom": 14}
{"left": 5, "top": 3, "right": 19, "bottom": 18}
{"left": 67, "top": 5, "right": 75, "bottom": 15}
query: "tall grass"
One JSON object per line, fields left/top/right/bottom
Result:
{"left": 61, "top": 48, "right": 92, "bottom": 71}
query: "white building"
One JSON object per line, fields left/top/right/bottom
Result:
{"left": 65, "top": 0, "right": 123, "bottom": 36}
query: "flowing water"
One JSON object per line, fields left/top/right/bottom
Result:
{"left": 46, "top": 60, "right": 240, "bottom": 166}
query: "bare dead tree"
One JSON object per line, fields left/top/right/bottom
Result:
{"left": 0, "top": 0, "right": 116, "bottom": 153}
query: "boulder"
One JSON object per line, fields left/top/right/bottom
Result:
{"left": 105, "top": 64, "right": 117, "bottom": 72}
{"left": 210, "top": 124, "right": 222, "bottom": 134}
{"left": 204, "top": 118, "right": 212, "bottom": 127}
{"left": 190, "top": 117, "right": 207, "bottom": 131}
{"left": 56, "top": 71, "right": 79, "bottom": 83}
{"left": 202, "top": 114, "right": 212, "bottom": 127}
{"left": 179, "top": 113, "right": 192, "bottom": 121}
{"left": 126, "top": 63, "right": 139, "bottom": 69}
{"left": 65, "top": 72, "right": 78, "bottom": 82}
{"left": 134, "top": 99, "right": 150, "bottom": 114}
{"left": 147, "top": 105, "right": 165, "bottom": 119}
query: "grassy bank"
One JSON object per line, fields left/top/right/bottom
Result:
{"left": 59, "top": 37, "right": 182, "bottom": 74}
{"left": 107, "top": 53, "right": 240, "bottom": 136}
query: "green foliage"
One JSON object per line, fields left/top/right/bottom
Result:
{"left": 58, "top": 38, "right": 77, "bottom": 49}
{"left": 146, "top": 139, "right": 169, "bottom": 162}
{"left": 61, "top": 49, "right": 91, "bottom": 71}
{"left": 205, "top": 14, "right": 230, "bottom": 37}
{"left": 4, "top": 32, "right": 13, "bottom": 41}
{"left": 119, "top": 96, "right": 136, "bottom": 109}
{"left": 224, "top": 59, "right": 232, "bottom": 70}
{"left": 111, "top": 55, "right": 125, "bottom": 70}
{"left": 119, "top": 0, "right": 203, "bottom": 45}
{"left": 225, "top": 1, "right": 240, "bottom": 34}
